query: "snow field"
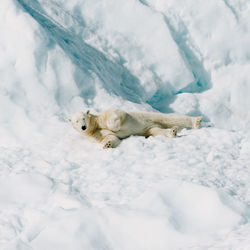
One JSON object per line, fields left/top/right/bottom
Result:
{"left": 1, "top": 0, "right": 250, "bottom": 249}
{"left": 1, "top": 125, "right": 250, "bottom": 249}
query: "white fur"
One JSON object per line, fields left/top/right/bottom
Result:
{"left": 69, "top": 108, "right": 202, "bottom": 148}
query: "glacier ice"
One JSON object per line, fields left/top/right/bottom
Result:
{"left": 1, "top": 0, "right": 250, "bottom": 249}
{"left": 11, "top": 0, "right": 250, "bottom": 129}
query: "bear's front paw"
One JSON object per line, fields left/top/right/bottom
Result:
{"left": 103, "top": 141, "right": 112, "bottom": 149}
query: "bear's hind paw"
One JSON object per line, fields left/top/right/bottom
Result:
{"left": 164, "top": 126, "right": 178, "bottom": 138}
{"left": 169, "top": 126, "right": 178, "bottom": 138}
{"left": 192, "top": 117, "right": 202, "bottom": 129}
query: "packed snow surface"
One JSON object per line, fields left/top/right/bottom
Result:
{"left": 1, "top": 0, "right": 250, "bottom": 249}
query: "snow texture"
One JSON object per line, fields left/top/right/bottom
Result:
{"left": 1, "top": 0, "right": 250, "bottom": 249}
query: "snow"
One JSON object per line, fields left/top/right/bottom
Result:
{"left": 1, "top": 0, "right": 250, "bottom": 249}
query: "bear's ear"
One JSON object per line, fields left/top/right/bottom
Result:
{"left": 68, "top": 118, "right": 72, "bottom": 122}
{"left": 86, "top": 110, "right": 90, "bottom": 115}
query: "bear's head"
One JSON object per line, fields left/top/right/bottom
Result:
{"left": 68, "top": 110, "right": 92, "bottom": 134}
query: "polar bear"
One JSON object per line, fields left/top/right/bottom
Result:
{"left": 69, "top": 109, "right": 202, "bottom": 149}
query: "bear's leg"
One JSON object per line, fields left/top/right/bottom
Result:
{"left": 102, "top": 134, "right": 121, "bottom": 149}
{"left": 148, "top": 126, "right": 178, "bottom": 138}
{"left": 158, "top": 114, "right": 202, "bottom": 129}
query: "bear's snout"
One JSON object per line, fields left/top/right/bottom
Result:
{"left": 81, "top": 125, "right": 86, "bottom": 131}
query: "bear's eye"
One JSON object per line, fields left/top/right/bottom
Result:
{"left": 76, "top": 120, "right": 79, "bottom": 123}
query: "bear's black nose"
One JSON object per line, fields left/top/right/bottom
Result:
{"left": 81, "top": 125, "right": 86, "bottom": 131}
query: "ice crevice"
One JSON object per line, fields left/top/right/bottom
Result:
{"left": 222, "top": 0, "right": 239, "bottom": 21}
{"left": 161, "top": 15, "right": 211, "bottom": 94}
{"left": 138, "top": 0, "right": 212, "bottom": 94}
{"left": 16, "top": 0, "right": 145, "bottom": 104}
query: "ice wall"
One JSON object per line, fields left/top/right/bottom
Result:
{"left": 144, "top": 0, "right": 250, "bottom": 129}
{"left": 1, "top": 0, "right": 250, "bottom": 137}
